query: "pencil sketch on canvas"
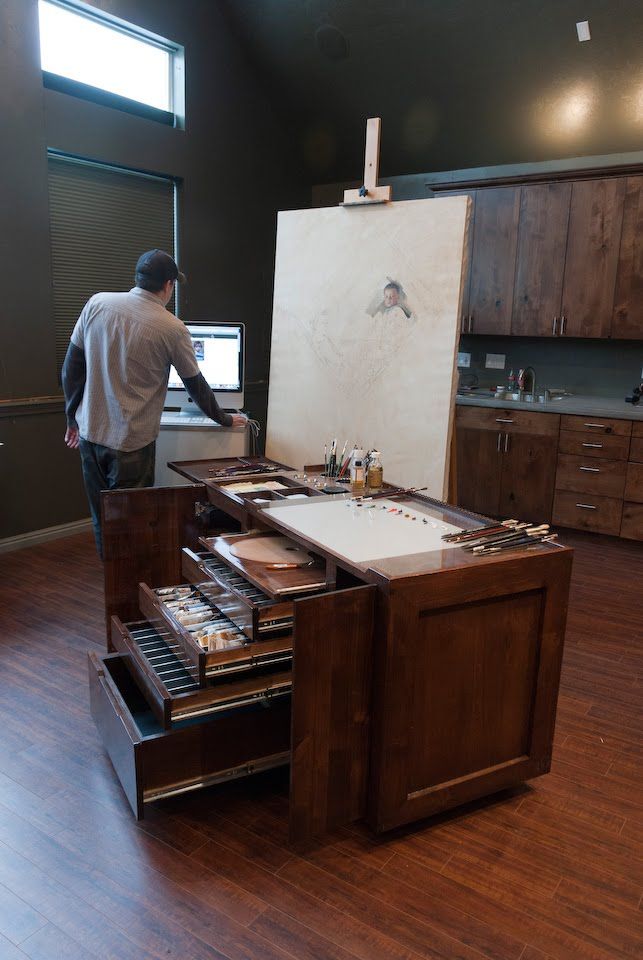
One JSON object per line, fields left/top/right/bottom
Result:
{"left": 266, "top": 196, "right": 471, "bottom": 499}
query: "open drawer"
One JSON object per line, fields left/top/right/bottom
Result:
{"left": 182, "top": 547, "right": 295, "bottom": 640}
{"left": 138, "top": 582, "right": 293, "bottom": 684}
{"left": 89, "top": 652, "right": 291, "bottom": 819}
{"left": 201, "top": 531, "right": 330, "bottom": 600}
{"left": 111, "top": 616, "right": 292, "bottom": 728}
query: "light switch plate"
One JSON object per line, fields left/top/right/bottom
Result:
{"left": 485, "top": 353, "right": 505, "bottom": 370}
{"left": 457, "top": 352, "right": 471, "bottom": 368}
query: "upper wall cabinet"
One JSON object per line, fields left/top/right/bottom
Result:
{"left": 612, "top": 175, "right": 643, "bottom": 340}
{"left": 511, "top": 182, "right": 571, "bottom": 337}
{"left": 453, "top": 171, "right": 641, "bottom": 341}
{"left": 466, "top": 188, "right": 520, "bottom": 335}
{"left": 560, "top": 178, "right": 626, "bottom": 339}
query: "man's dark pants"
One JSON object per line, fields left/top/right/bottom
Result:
{"left": 79, "top": 438, "right": 156, "bottom": 559}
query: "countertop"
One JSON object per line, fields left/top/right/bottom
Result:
{"left": 456, "top": 392, "right": 643, "bottom": 422}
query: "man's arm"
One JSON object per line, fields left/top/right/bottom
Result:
{"left": 62, "top": 342, "right": 86, "bottom": 449}
{"left": 181, "top": 373, "right": 246, "bottom": 428}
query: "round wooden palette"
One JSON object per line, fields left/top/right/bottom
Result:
{"left": 230, "top": 536, "right": 311, "bottom": 565}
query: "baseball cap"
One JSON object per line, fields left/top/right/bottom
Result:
{"left": 135, "top": 249, "right": 186, "bottom": 286}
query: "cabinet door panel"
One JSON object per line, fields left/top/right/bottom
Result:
{"left": 456, "top": 427, "right": 502, "bottom": 517}
{"left": 498, "top": 434, "right": 557, "bottom": 523}
{"left": 290, "top": 585, "right": 376, "bottom": 843}
{"left": 612, "top": 175, "right": 643, "bottom": 340}
{"left": 562, "top": 179, "right": 626, "bottom": 338}
{"left": 512, "top": 182, "right": 571, "bottom": 336}
{"left": 468, "top": 187, "right": 520, "bottom": 335}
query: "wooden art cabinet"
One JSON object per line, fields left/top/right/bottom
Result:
{"left": 91, "top": 457, "right": 573, "bottom": 843}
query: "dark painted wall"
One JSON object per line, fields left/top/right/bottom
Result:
{"left": 0, "top": 0, "right": 306, "bottom": 539}
{"left": 223, "top": 0, "right": 643, "bottom": 184}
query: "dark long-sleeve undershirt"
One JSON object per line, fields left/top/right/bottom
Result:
{"left": 62, "top": 342, "right": 86, "bottom": 428}
{"left": 62, "top": 343, "right": 233, "bottom": 430}
{"left": 182, "top": 373, "right": 233, "bottom": 427}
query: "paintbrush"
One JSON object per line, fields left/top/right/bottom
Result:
{"left": 476, "top": 533, "right": 558, "bottom": 555}
{"left": 467, "top": 525, "right": 549, "bottom": 552}
{"left": 475, "top": 533, "right": 558, "bottom": 557}
{"left": 442, "top": 520, "right": 519, "bottom": 542}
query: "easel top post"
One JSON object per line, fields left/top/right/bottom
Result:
{"left": 343, "top": 117, "right": 392, "bottom": 206}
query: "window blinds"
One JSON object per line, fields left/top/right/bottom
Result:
{"left": 48, "top": 154, "right": 176, "bottom": 370}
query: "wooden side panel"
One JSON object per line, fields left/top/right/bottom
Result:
{"left": 612, "top": 175, "right": 643, "bottom": 339}
{"left": 624, "top": 461, "right": 643, "bottom": 503}
{"left": 467, "top": 187, "right": 520, "bottom": 335}
{"left": 512, "top": 181, "right": 571, "bottom": 335}
{"left": 102, "top": 485, "right": 205, "bottom": 646}
{"left": 289, "top": 585, "right": 376, "bottom": 844}
{"left": 562, "top": 178, "right": 626, "bottom": 338}
{"left": 621, "top": 501, "right": 643, "bottom": 540}
{"left": 368, "top": 550, "right": 572, "bottom": 833}
{"left": 88, "top": 652, "right": 143, "bottom": 819}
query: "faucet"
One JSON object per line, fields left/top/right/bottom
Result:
{"left": 522, "top": 366, "right": 537, "bottom": 397}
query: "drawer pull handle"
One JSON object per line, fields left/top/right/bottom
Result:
{"left": 584, "top": 423, "right": 606, "bottom": 429}
{"left": 582, "top": 442, "right": 603, "bottom": 448}
{"left": 579, "top": 466, "right": 600, "bottom": 473}
{"left": 552, "top": 316, "right": 558, "bottom": 336}
{"left": 576, "top": 503, "right": 597, "bottom": 510}
{"left": 496, "top": 418, "right": 514, "bottom": 423}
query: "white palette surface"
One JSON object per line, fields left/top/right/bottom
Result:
{"left": 261, "top": 498, "right": 463, "bottom": 565}
{"left": 266, "top": 196, "right": 471, "bottom": 498}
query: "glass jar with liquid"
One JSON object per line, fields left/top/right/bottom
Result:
{"left": 367, "top": 451, "right": 383, "bottom": 489}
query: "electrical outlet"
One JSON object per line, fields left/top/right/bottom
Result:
{"left": 457, "top": 352, "right": 471, "bottom": 368}
{"left": 485, "top": 353, "right": 505, "bottom": 370}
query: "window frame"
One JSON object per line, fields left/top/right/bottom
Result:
{"left": 39, "top": 0, "right": 184, "bottom": 128}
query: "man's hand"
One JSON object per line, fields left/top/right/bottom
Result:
{"left": 230, "top": 414, "right": 248, "bottom": 428}
{"left": 65, "top": 426, "right": 80, "bottom": 449}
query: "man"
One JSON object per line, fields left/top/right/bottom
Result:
{"left": 62, "top": 249, "right": 247, "bottom": 557}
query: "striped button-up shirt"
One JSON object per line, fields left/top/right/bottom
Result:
{"left": 71, "top": 287, "right": 199, "bottom": 452}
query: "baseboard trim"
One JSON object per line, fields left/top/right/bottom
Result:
{"left": 0, "top": 518, "right": 93, "bottom": 554}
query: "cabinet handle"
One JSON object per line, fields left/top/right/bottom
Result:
{"left": 496, "top": 418, "right": 514, "bottom": 423}
{"left": 560, "top": 315, "right": 566, "bottom": 335}
{"left": 576, "top": 503, "right": 597, "bottom": 510}
{"left": 468, "top": 315, "right": 474, "bottom": 333}
{"left": 582, "top": 442, "right": 603, "bottom": 448}
{"left": 461, "top": 315, "right": 467, "bottom": 333}
{"left": 497, "top": 432, "right": 502, "bottom": 452}
{"left": 584, "top": 423, "right": 606, "bottom": 429}
{"left": 504, "top": 433, "right": 510, "bottom": 453}
{"left": 579, "top": 466, "right": 600, "bottom": 473}
{"left": 552, "top": 316, "right": 558, "bottom": 336}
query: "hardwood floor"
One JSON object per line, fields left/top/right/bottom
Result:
{"left": 0, "top": 530, "right": 641, "bottom": 960}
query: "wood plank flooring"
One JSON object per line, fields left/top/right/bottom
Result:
{"left": 0, "top": 530, "right": 641, "bottom": 960}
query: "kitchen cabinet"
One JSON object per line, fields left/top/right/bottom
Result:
{"left": 456, "top": 407, "right": 560, "bottom": 523}
{"left": 466, "top": 187, "right": 520, "bottom": 335}
{"left": 612, "top": 175, "right": 643, "bottom": 340}
{"left": 511, "top": 182, "right": 571, "bottom": 337}
{"left": 553, "top": 414, "right": 632, "bottom": 536}
{"left": 561, "top": 178, "right": 626, "bottom": 338}
{"left": 453, "top": 169, "right": 642, "bottom": 342}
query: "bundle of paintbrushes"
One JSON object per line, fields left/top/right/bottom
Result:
{"left": 323, "top": 439, "right": 352, "bottom": 480}
{"left": 442, "top": 519, "right": 557, "bottom": 555}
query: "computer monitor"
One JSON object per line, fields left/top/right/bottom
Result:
{"left": 166, "top": 321, "right": 245, "bottom": 413}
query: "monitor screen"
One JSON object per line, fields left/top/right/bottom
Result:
{"left": 168, "top": 322, "right": 244, "bottom": 393}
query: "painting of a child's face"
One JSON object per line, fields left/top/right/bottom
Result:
{"left": 383, "top": 285, "right": 400, "bottom": 308}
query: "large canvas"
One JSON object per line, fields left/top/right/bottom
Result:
{"left": 266, "top": 196, "right": 471, "bottom": 497}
